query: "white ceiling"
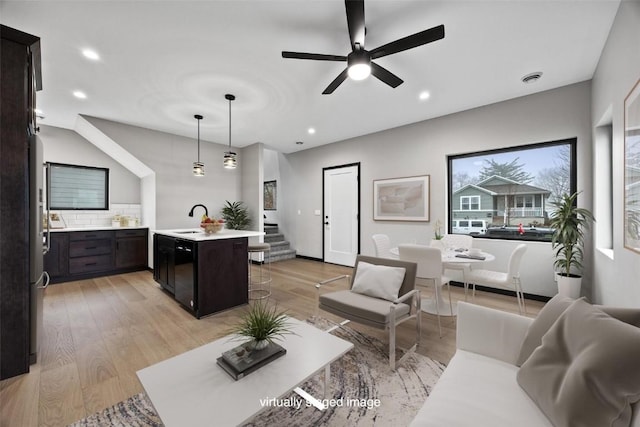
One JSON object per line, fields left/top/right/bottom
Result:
{"left": 1, "top": 0, "right": 620, "bottom": 153}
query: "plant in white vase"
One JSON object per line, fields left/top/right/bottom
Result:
{"left": 549, "top": 192, "right": 594, "bottom": 298}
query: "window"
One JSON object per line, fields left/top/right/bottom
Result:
{"left": 460, "top": 196, "right": 480, "bottom": 210}
{"left": 447, "top": 138, "right": 577, "bottom": 241}
{"left": 47, "top": 163, "right": 109, "bottom": 210}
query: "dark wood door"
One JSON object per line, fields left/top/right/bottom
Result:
{"left": 0, "top": 25, "right": 41, "bottom": 380}
{"left": 155, "top": 235, "right": 175, "bottom": 293}
{"left": 116, "top": 236, "right": 147, "bottom": 268}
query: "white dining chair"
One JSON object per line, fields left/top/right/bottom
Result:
{"left": 398, "top": 244, "right": 452, "bottom": 337}
{"left": 466, "top": 244, "right": 528, "bottom": 314}
{"left": 372, "top": 234, "right": 398, "bottom": 259}
{"left": 441, "top": 234, "right": 473, "bottom": 300}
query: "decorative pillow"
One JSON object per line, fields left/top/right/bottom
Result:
{"left": 516, "top": 294, "right": 574, "bottom": 366}
{"left": 517, "top": 299, "right": 640, "bottom": 427}
{"left": 516, "top": 294, "right": 640, "bottom": 366}
{"left": 351, "top": 261, "right": 406, "bottom": 302}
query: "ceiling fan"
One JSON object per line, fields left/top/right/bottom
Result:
{"left": 282, "top": 0, "right": 445, "bottom": 94}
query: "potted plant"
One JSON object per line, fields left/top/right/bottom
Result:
{"left": 549, "top": 192, "right": 594, "bottom": 298}
{"left": 221, "top": 200, "right": 252, "bottom": 230}
{"left": 431, "top": 219, "right": 445, "bottom": 249}
{"left": 230, "top": 301, "right": 293, "bottom": 350}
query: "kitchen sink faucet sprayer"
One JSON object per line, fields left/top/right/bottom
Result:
{"left": 188, "top": 204, "right": 208, "bottom": 218}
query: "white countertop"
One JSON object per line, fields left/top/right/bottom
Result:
{"left": 153, "top": 228, "right": 265, "bottom": 241}
{"left": 49, "top": 226, "right": 148, "bottom": 232}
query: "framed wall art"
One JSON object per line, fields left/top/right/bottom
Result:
{"left": 264, "top": 180, "right": 277, "bottom": 210}
{"left": 373, "top": 175, "right": 430, "bottom": 221}
{"left": 624, "top": 78, "right": 640, "bottom": 254}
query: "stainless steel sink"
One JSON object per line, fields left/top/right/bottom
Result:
{"left": 175, "top": 230, "right": 203, "bottom": 234}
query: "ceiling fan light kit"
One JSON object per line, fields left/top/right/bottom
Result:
{"left": 193, "top": 114, "right": 205, "bottom": 176}
{"left": 224, "top": 94, "right": 237, "bottom": 170}
{"left": 347, "top": 47, "right": 371, "bottom": 80}
{"left": 282, "top": 0, "right": 445, "bottom": 94}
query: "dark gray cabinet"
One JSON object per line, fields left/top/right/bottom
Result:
{"left": 154, "top": 234, "right": 175, "bottom": 293}
{"left": 153, "top": 235, "right": 248, "bottom": 318}
{"left": 116, "top": 229, "right": 149, "bottom": 269}
{"left": 45, "top": 228, "right": 148, "bottom": 283}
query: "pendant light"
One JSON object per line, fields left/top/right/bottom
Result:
{"left": 193, "top": 114, "right": 205, "bottom": 176}
{"left": 223, "top": 94, "right": 237, "bottom": 169}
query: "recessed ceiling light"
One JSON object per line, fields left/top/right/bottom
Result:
{"left": 521, "top": 71, "right": 543, "bottom": 84}
{"left": 419, "top": 91, "right": 430, "bottom": 101}
{"left": 82, "top": 49, "right": 100, "bottom": 61}
{"left": 307, "top": 127, "right": 316, "bottom": 135}
{"left": 73, "top": 90, "right": 87, "bottom": 99}
{"left": 296, "top": 141, "right": 304, "bottom": 145}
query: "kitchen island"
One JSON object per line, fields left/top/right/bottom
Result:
{"left": 153, "top": 228, "right": 264, "bottom": 318}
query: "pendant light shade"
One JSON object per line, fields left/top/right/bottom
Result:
{"left": 224, "top": 94, "right": 237, "bottom": 169}
{"left": 193, "top": 114, "right": 205, "bottom": 176}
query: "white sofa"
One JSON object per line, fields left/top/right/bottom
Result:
{"left": 410, "top": 302, "right": 640, "bottom": 427}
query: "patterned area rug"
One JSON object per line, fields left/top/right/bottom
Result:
{"left": 70, "top": 318, "right": 445, "bottom": 427}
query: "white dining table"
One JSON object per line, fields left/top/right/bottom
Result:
{"left": 390, "top": 246, "right": 495, "bottom": 316}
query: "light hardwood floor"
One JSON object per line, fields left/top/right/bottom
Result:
{"left": 0, "top": 258, "right": 543, "bottom": 426}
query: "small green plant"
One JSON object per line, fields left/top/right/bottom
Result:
{"left": 433, "top": 219, "right": 443, "bottom": 240}
{"left": 230, "top": 301, "right": 293, "bottom": 345}
{"left": 221, "top": 200, "right": 252, "bottom": 230}
{"left": 549, "top": 192, "right": 594, "bottom": 278}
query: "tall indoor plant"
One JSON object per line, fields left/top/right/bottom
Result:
{"left": 549, "top": 192, "right": 594, "bottom": 298}
{"left": 221, "top": 200, "right": 252, "bottom": 230}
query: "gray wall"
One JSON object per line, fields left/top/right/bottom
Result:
{"left": 39, "top": 125, "right": 141, "bottom": 204}
{"left": 281, "top": 81, "right": 593, "bottom": 298}
{"left": 591, "top": 0, "right": 640, "bottom": 307}
{"left": 82, "top": 116, "right": 241, "bottom": 230}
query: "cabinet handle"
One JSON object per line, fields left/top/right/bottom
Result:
{"left": 85, "top": 234, "right": 96, "bottom": 238}
{"left": 85, "top": 262, "right": 97, "bottom": 266}
{"left": 86, "top": 246, "right": 97, "bottom": 250}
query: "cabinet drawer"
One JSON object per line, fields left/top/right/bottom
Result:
{"left": 69, "top": 230, "right": 114, "bottom": 241}
{"left": 69, "top": 239, "right": 112, "bottom": 257}
{"left": 116, "top": 229, "right": 147, "bottom": 238}
{"left": 69, "top": 255, "right": 113, "bottom": 274}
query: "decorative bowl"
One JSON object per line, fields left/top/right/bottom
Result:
{"left": 200, "top": 222, "right": 223, "bottom": 234}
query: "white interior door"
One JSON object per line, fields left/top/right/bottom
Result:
{"left": 323, "top": 164, "right": 359, "bottom": 266}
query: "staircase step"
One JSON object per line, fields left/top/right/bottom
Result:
{"left": 264, "top": 233, "right": 284, "bottom": 243}
{"left": 268, "top": 240, "right": 290, "bottom": 250}
{"left": 266, "top": 248, "right": 297, "bottom": 263}
{"left": 264, "top": 225, "right": 279, "bottom": 235}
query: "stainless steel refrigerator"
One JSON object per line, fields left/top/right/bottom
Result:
{"left": 29, "top": 134, "right": 49, "bottom": 363}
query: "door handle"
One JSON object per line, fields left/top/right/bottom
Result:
{"left": 324, "top": 221, "right": 329, "bottom": 225}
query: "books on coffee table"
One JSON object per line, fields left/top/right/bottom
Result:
{"left": 217, "top": 341, "right": 286, "bottom": 380}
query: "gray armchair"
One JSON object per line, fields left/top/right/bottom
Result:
{"left": 316, "top": 255, "right": 421, "bottom": 370}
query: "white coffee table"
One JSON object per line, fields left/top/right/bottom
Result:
{"left": 136, "top": 317, "right": 353, "bottom": 426}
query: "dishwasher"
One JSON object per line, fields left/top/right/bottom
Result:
{"left": 174, "top": 239, "right": 195, "bottom": 311}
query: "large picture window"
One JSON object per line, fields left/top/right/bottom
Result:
{"left": 447, "top": 138, "right": 577, "bottom": 241}
{"left": 47, "top": 162, "right": 109, "bottom": 210}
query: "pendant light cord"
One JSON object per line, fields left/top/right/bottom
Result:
{"left": 197, "top": 118, "right": 201, "bottom": 162}
{"left": 228, "top": 97, "right": 232, "bottom": 150}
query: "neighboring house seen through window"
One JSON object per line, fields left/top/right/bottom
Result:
{"left": 447, "top": 138, "right": 577, "bottom": 241}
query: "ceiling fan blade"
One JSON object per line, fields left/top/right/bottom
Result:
{"left": 345, "top": 0, "right": 365, "bottom": 49}
{"left": 370, "top": 24, "right": 445, "bottom": 60}
{"left": 371, "top": 62, "right": 403, "bottom": 88}
{"left": 282, "top": 51, "right": 347, "bottom": 61}
{"left": 322, "top": 69, "right": 349, "bottom": 94}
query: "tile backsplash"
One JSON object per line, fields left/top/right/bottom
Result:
{"left": 51, "top": 204, "right": 141, "bottom": 228}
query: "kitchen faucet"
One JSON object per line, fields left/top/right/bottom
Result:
{"left": 188, "top": 204, "right": 208, "bottom": 218}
